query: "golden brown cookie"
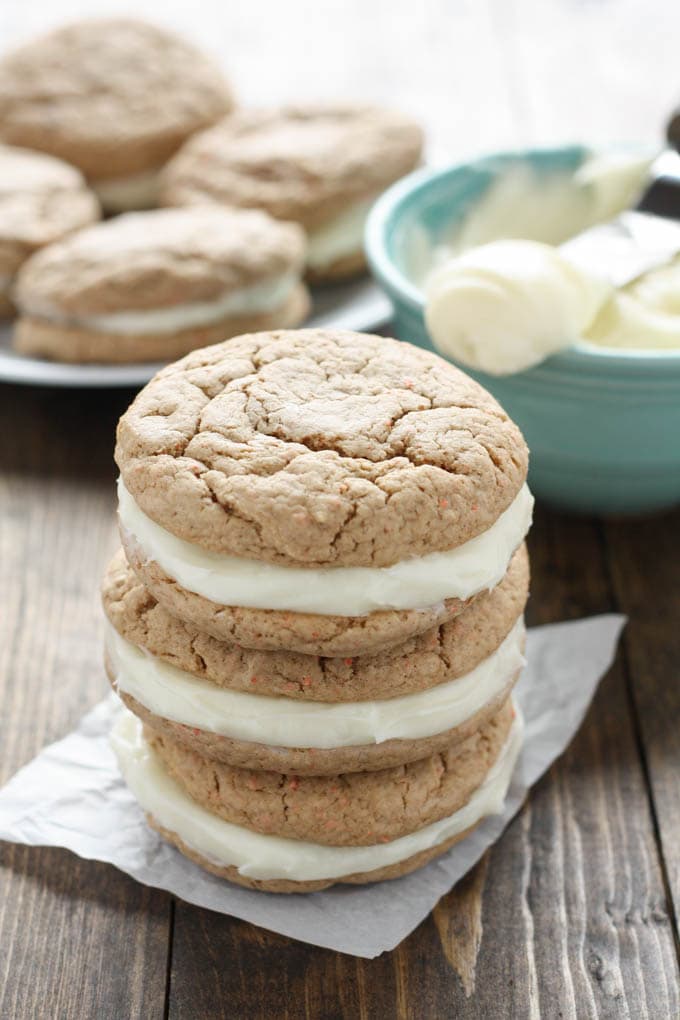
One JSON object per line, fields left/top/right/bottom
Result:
{"left": 160, "top": 105, "right": 422, "bottom": 280}
{"left": 0, "top": 19, "right": 233, "bottom": 210}
{"left": 115, "top": 329, "right": 528, "bottom": 567}
{"left": 144, "top": 699, "right": 514, "bottom": 845}
{"left": 102, "top": 544, "right": 529, "bottom": 701}
{"left": 13, "top": 209, "right": 308, "bottom": 364}
{"left": 0, "top": 145, "right": 99, "bottom": 314}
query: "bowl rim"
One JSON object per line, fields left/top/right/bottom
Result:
{"left": 365, "top": 146, "right": 680, "bottom": 366}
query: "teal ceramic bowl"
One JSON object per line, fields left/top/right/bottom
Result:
{"left": 365, "top": 146, "right": 680, "bottom": 514}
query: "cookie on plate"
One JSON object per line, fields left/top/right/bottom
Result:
{"left": 111, "top": 697, "right": 523, "bottom": 892}
{"left": 0, "top": 144, "right": 99, "bottom": 317}
{"left": 114, "top": 328, "right": 532, "bottom": 655}
{"left": 0, "top": 19, "right": 234, "bottom": 211}
{"left": 13, "top": 208, "right": 309, "bottom": 364}
{"left": 160, "top": 105, "right": 423, "bottom": 281}
{"left": 102, "top": 544, "right": 529, "bottom": 774}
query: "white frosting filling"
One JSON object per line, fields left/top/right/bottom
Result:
{"left": 106, "top": 616, "right": 525, "bottom": 747}
{"left": 426, "top": 240, "right": 612, "bottom": 375}
{"left": 306, "top": 196, "right": 376, "bottom": 269}
{"left": 31, "top": 273, "right": 297, "bottom": 336}
{"left": 111, "top": 705, "right": 523, "bottom": 880}
{"left": 118, "top": 478, "right": 534, "bottom": 616}
{"left": 586, "top": 254, "right": 680, "bottom": 349}
{"left": 92, "top": 169, "right": 161, "bottom": 211}
{"left": 426, "top": 237, "right": 680, "bottom": 373}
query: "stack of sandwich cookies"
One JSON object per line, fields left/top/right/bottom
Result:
{"left": 105, "top": 327, "right": 532, "bottom": 891}
{"left": 103, "top": 544, "right": 528, "bottom": 774}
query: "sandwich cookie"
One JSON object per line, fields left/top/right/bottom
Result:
{"left": 111, "top": 699, "right": 523, "bottom": 891}
{"left": 0, "top": 145, "right": 99, "bottom": 317}
{"left": 102, "top": 544, "right": 529, "bottom": 773}
{"left": 115, "top": 329, "right": 531, "bottom": 655}
{"left": 0, "top": 19, "right": 234, "bottom": 211}
{"left": 13, "top": 208, "right": 309, "bottom": 364}
{"left": 160, "top": 105, "right": 423, "bottom": 281}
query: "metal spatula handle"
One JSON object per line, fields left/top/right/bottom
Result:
{"left": 560, "top": 210, "right": 680, "bottom": 287}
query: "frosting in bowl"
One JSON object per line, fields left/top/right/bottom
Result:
{"left": 421, "top": 150, "right": 680, "bottom": 373}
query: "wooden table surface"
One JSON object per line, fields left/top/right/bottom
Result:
{"left": 2, "top": 2, "right": 680, "bottom": 1017}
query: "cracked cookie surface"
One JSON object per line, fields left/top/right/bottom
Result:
{"left": 116, "top": 328, "right": 528, "bottom": 568}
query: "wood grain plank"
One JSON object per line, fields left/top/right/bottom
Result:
{"left": 164, "top": 507, "right": 679, "bottom": 1019}
{"left": 516, "top": 509, "right": 679, "bottom": 1020}
{"left": 381, "top": 507, "right": 680, "bottom": 1019}
{"left": 603, "top": 508, "right": 680, "bottom": 937}
{"left": 432, "top": 854, "right": 489, "bottom": 996}
{"left": 0, "top": 845, "right": 170, "bottom": 1020}
{"left": 0, "top": 384, "right": 171, "bottom": 1020}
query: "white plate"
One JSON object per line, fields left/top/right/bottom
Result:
{"left": 0, "top": 280, "right": 392, "bottom": 388}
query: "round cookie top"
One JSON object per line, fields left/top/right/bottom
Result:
{"left": 15, "top": 208, "right": 306, "bottom": 317}
{"left": 0, "top": 145, "right": 99, "bottom": 275}
{"left": 0, "top": 19, "right": 234, "bottom": 181}
{"left": 161, "top": 105, "right": 424, "bottom": 229}
{"left": 115, "top": 329, "right": 529, "bottom": 568}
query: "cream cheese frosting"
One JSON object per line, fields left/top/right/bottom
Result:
{"left": 106, "top": 616, "right": 525, "bottom": 748}
{"left": 118, "top": 478, "right": 534, "bottom": 615}
{"left": 92, "top": 168, "right": 162, "bottom": 212}
{"left": 586, "top": 255, "right": 680, "bottom": 349}
{"left": 111, "top": 705, "right": 523, "bottom": 880}
{"left": 425, "top": 240, "right": 612, "bottom": 375}
{"left": 426, "top": 239, "right": 680, "bottom": 374}
{"left": 306, "top": 195, "right": 376, "bottom": 269}
{"left": 27, "top": 273, "right": 297, "bottom": 336}
{"left": 433, "top": 152, "right": 653, "bottom": 263}
{"left": 419, "top": 149, "right": 680, "bottom": 374}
